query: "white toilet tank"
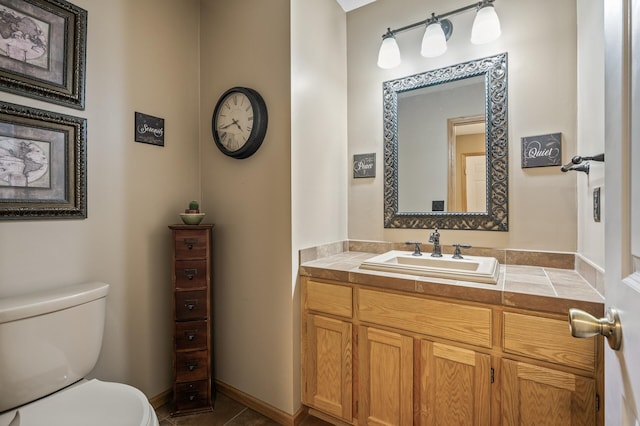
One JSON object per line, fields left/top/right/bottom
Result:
{"left": 0, "top": 282, "right": 110, "bottom": 412}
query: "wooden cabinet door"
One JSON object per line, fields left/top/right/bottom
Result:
{"left": 419, "top": 340, "right": 491, "bottom": 425}
{"left": 359, "top": 326, "right": 413, "bottom": 426}
{"left": 303, "top": 314, "right": 352, "bottom": 421}
{"left": 502, "top": 359, "right": 596, "bottom": 426}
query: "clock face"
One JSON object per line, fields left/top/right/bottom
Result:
{"left": 214, "top": 92, "right": 253, "bottom": 152}
{"left": 212, "top": 87, "right": 268, "bottom": 159}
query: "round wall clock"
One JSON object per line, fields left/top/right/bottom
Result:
{"left": 211, "top": 87, "right": 268, "bottom": 159}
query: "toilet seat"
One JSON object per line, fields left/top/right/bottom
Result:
{"left": 0, "top": 379, "right": 158, "bottom": 426}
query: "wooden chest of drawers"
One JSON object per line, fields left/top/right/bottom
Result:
{"left": 169, "top": 224, "right": 214, "bottom": 416}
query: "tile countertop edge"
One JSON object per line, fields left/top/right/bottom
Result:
{"left": 299, "top": 252, "right": 604, "bottom": 317}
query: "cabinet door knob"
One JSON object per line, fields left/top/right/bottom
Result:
{"left": 569, "top": 307, "right": 622, "bottom": 350}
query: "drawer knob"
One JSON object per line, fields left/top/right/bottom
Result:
{"left": 184, "top": 300, "right": 198, "bottom": 311}
{"left": 186, "top": 332, "right": 196, "bottom": 341}
{"left": 186, "top": 361, "right": 199, "bottom": 371}
{"left": 569, "top": 307, "right": 621, "bottom": 350}
{"left": 183, "top": 238, "right": 198, "bottom": 250}
{"left": 184, "top": 268, "right": 197, "bottom": 280}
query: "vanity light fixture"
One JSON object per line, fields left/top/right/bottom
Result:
{"left": 376, "top": 0, "right": 501, "bottom": 69}
{"left": 470, "top": 2, "right": 501, "bottom": 44}
{"left": 377, "top": 29, "right": 401, "bottom": 69}
{"left": 421, "top": 15, "right": 450, "bottom": 58}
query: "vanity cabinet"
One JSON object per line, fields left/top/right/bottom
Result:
{"left": 169, "top": 224, "right": 214, "bottom": 416}
{"left": 302, "top": 280, "right": 353, "bottom": 422}
{"left": 301, "top": 277, "right": 603, "bottom": 426}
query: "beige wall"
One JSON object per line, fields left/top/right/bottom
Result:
{"left": 291, "top": 0, "right": 349, "bottom": 411}
{"left": 0, "top": 0, "right": 202, "bottom": 398}
{"left": 577, "top": 0, "right": 605, "bottom": 270}
{"left": 292, "top": 0, "right": 349, "bottom": 251}
{"left": 347, "top": 0, "right": 579, "bottom": 252}
{"left": 199, "top": 0, "right": 348, "bottom": 414}
{"left": 199, "top": 0, "right": 296, "bottom": 414}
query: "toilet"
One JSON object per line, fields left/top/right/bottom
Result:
{"left": 0, "top": 282, "right": 159, "bottom": 426}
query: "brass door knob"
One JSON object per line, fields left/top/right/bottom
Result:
{"left": 569, "top": 307, "right": 621, "bottom": 350}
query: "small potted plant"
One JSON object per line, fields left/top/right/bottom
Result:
{"left": 180, "top": 200, "right": 205, "bottom": 225}
{"left": 185, "top": 200, "right": 200, "bottom": 214}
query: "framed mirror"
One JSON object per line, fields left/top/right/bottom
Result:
{"left": 383, "top": 52, "right": 508, "bottom": 230}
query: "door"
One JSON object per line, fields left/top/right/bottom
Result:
{"left": 359, "top": 326, "right": 413, "bottom": 426}
{"left": 419, "top": 340, "right": 491, "bottom": 425}
{"left": 501, "top": 359, "right": 596, "bottom": 426}
{"left": 603, "top": 0, "right": 640, "bottom": 424}
{"left": 303, "top": 314, "right": 352, "bottom": 421}
{"left": 463, "top": 153, "right": 487, "bottom": 212}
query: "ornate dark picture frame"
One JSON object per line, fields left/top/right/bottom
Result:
{"left": 0, "top": 100, "right": 87, "bottom": 219}
{"left": 383, "top": 52, "right": 508, "bottom": 231}
{"left": 0, "top": 0, "right": 87, "bottom": 109}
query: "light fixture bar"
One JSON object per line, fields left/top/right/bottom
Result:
{"left": 377, "top": 0, "right": 499, "bottom": 67}
{"left": 381, "top": 0, "right": 494, "bottom": 39}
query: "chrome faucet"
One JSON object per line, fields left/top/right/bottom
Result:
{"left": 428, "top": 228, "right": 442, "bottom": 257}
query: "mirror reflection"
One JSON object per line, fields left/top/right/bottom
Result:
{"left": 397, "top": 76, "right": 486, "bottom": 213}
{"left": 383, "top": 53, "right": 508, "bottom": 231}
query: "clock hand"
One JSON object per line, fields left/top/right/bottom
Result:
{"left": 231, "top": 118, "right": 242, "bottom": 131}
{"left": 219, "top": 122, "right": 236, "bottom": 130}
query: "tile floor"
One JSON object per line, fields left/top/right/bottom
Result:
{"left": 155, "top": 393, "right": 332, "bottom": 426}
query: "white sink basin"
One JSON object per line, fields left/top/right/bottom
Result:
{"left": 360, "top": 250, "right": 500, "bottom": 284}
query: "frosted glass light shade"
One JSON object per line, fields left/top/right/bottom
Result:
{"left": 471, "top": 4, "right": 501, "bottom": 44}
{"left": 377, "top": 36, "right": 401, "bottom": 69}
{"left": 421, "top": 22, "right": 447, "bottom": 58}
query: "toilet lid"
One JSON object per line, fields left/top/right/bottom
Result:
{"left": 2, "top": 379, "right": 157, "bottom": 426}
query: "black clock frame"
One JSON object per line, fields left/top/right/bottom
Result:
{"left": 212, "top": 87, "right": 268, "bottom": 159}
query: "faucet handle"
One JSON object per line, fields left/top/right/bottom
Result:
{"left": 405, "top": 241, "right": 423, "bottom": 256}
{"left": 452, "top": 243, "right": 472, "bottom": 259}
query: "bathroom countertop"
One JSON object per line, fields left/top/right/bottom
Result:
{"left": 299, "top": 251, "right": 604, "bottom": 317}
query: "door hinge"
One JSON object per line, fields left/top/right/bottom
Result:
{"left": 596, "top": 394, "right": 600, "bottom": 412}
{"left": 490, "top": 367, "right": 495, "bottom": 383}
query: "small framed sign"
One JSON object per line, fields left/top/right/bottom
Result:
{"left": 353, "top": 153, "right": 376, "bottom": 178}
{"left": 134, "top": 112, "right": 165, "bottom": 146}
{"left": 521, "top": 132, "right": 562, "bottom": 168}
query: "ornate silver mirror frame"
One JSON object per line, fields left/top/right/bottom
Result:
{"left": 383, "top": 52, "right": 508, "bottom": 230}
